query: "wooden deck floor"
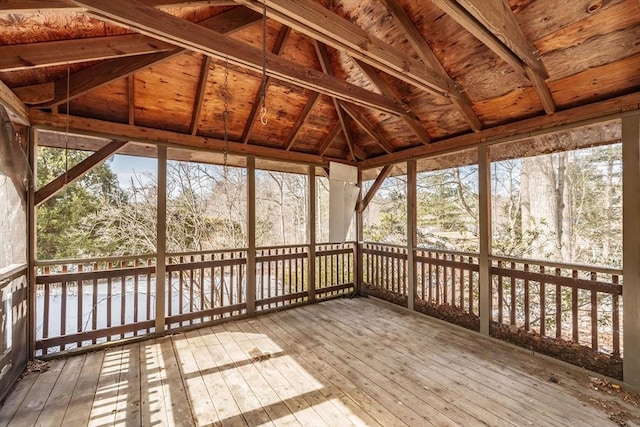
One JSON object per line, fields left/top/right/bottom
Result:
{"left": 1, "top": 298, "right": 637, "bottom": 427}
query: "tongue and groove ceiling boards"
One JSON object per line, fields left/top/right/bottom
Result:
{"left": 1, "top": 0, "right": 638, "bottom": 170}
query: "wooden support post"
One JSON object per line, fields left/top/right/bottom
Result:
{"left": 155, "top": 145, "right": 167, "bottom": 333}
{"left": 355, "top": 169, "right": 364, "bottom": 292}
{"left": 246, "top": 156, "right": 256, "bottom": 314}
{"left": 622, "top": 114, "right": 640, "bottom": 387}
{"left": 308, "top": 165, "right": 316, "bottom": 301}
{"left": 478, "top": 145, "right": 492, "bottom": 335}
{"left": 27, "top": 127, "right": 36, "bottom": 357}
{"left": 407, "top": 160, "right": 417, "bottom": 310}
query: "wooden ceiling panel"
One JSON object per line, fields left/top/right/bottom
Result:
{"left": 511, "top": 0, "right": 628, "bottom": 43}
{"left": 292, "top": 95, "right": 338, "bottom": 152}
{"left": 549, "top": 53, "right": 640, "bottom": 109}
{"left": 248, "top": 83, "right": 311, "bottom": 148}
{"left": 133, "top": 52, "right": 201, "bottom": 134}
{"left": 401, "top": 0, "right": 530, "bottom": 102}
{"left": 542, "top": 23, "right": 640, "bottom": 81}
{"left": 68, "top": 78, "right": 129, "bottom": 124}
{"left": 473, "top": 86, "right": 543, "bottom": 126}
{"left": 279, "top": 30, "right": 322, "bottom": 72}
{"left": 196, "top": 61, "right": 262, "bottom": 141}
{"left": 0, "top": 62, "right": 99, "bottom": 88}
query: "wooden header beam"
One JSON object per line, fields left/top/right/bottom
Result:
{"left": 0, "top": 0, "right": 237, "bottom": 13}
{"left": 35, "top": 140, "right": 128, "bottom": 206}
{"left": 28, "top": 110, "right": 344, "bottom": 167}
{"left": 71, "top": 0, "right": 408, "bottom": 116}
{"left": 359, "top": 92, "right": 640, "bottom": 169}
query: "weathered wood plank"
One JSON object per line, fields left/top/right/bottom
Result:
{"left": 0, "top": 80, "right": 28, "bottom": 125}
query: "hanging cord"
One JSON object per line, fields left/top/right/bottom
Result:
{"left": 64, "top": 64, "right": 70, "bottom": 185}
{"left": 222, "top": 56, "right": 230, "bottom": 176}
{"left": 260, "top": 0, "right": 268, "bottom": 125}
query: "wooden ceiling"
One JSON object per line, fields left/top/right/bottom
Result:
{"left": 1, "top": 0, "right": 639, "bottom": 171}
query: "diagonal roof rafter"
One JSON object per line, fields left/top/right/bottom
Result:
{"left": 432, "top": 0, "right": 556, "bottom": 114}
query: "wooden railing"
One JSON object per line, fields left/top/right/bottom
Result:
{"left": 362, "top": 243, "right": 408, "bottom": 296}
{"left": 315, "top": 242, "right": 356, "bottom": 297}
{"left": 166, "top": 249, "right": 247, "bottom": 329}
{"left": 491, "top": 256, "right": 622, "bottom": 356}
{"left": 416, "top": 249, "right": 479, "bottom": 316}
{"left": 256, "top": 244, "right": 308, "bottom": 310}
{"left": 35, "top": 255, "right": 156, "bottom": 355}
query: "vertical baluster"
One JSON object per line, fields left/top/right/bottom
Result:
{"left": 268, "top": 249, "right": 272, "bottom": 301}
{"left": 221, "top": 252, "right": 226, "bottom": 313}
{"left": 590, "top": 271, "right": 598, "bottom": 351}
{"left": 133, "top": 260, "right": 139, "bottom": 335}
{"left": 189, "top": 255, "right": 195, "bottom": 322}
{"left": 539, "top": 265, "right": 546, "bottom": 337}
{"left": 43, "top": 273, "right": 50, "bottom": 343}
{"left": 146, "top": 259, "right": 152, "bottom": 330}
{"left": 402, "top": 250, "right": 407, "bottom": 295}
{"left": 612, "top": 275, "right": 620, "bottom": 357}
{"left": 77, "top": 264, "right": 84, "bottom": 345}
{"left": 92, "top": 263, "right": 98, "bottom": 342}
{"left": 107, "top": 262, "right": 112, "bottom": 341}
{"left": 524, "top": 263, "right": 530, "bottom": 331}
{"left": 555, "top": 267, "right": 562, "bottom": 339}
{"left": 178, "top": 256, "right": 184, "bottom": 318}
{"left": 572, "top": 269, "right": 579, "bottom": 343}
{"left": 200, "top": 255, "right": 205, "bottom": 313}
{"left": 61, "top": 265, "right": 67, "bottom": 346}
{"left": 428, "top": 252, "right": 433, "bottom": 303}
{"left": 421, "top": 257, "right": 426, "bottom": 301}
{"left": 469, "top": 257, "right": 474, "bottom": 315}
{"left": 435, "top": 253, "right": 441, "bottom": 305}
{"left": 510, "top": 262, "right": 516, "bottom": 326}
{"left": 229, "top": 252, "right": 235, "bottom": 308}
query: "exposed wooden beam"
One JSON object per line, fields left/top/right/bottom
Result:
{"left": 0, "top": 35, "right": 174, "bottom": 72}
{"left": 284, "top": 92, "right": 320, "bottom": 151}
{"left": 236, "top": 0, "right": 464, "bottom": 102}
{"left": 12, "top": 83, "right": 54, "bottom": 104}
{"left": 72, "top": 0, "right": 408, "bottom": 116}
{"left": 31, "top": 7, "right": 261, "bottom": 108}
{"left": 358, "top": 164, "right": 394, "bottom": 213}
{"left": 354, "top": 59, "right": 433, "bottom": 144}
{"left": 35, "top": 139, "right": 128, "bottom": 206}
{"left": 432, "top": 0, "right": 556, "bottom": 114}
{"left": 456, "top": 0, "right": 547, "bottom": 78}
{"left": 317, "top": 122, "right": 341, "bottom": 156}
{"left": 0, "top": 80, "right": 29, "bottom": 125}
{"left": 378, "top": 0, "right": 482, "bottom": 131}
{"left": 189, "top": 56, "right": 211, "bottom": 135}
{"left": 359, "top": 92, "right": 640, "bottom": 169}
{"left": 29, "top": 110, "right": 337, "bottom": 166}
{"left": 340, "top": 102, "right": 395, "bottom": 154}
{"left": 313, "top": 40, "right": 358, "bottom": 161}
{"left": 241, "top": 25, "right": 291, "bottom": 144}
{"left": 0, "top": 0, "right": 237, "bottom": 13}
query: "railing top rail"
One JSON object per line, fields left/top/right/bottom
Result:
{"left": 166, "top": 248, "right": 248, "bottom": 257}
{"left": 490, "top": 254, "right": 622, "bottom": 276}
{"left": 415, "top": 246, "right": 479, "bottom": 257}
{"left": 36, "top": 254, "right": 157, "bottom": 266}
{"left": 316, "top": 241, "right": 356, "bottom": 246}
{"left": 362, "top": 241, "right": 406, "bottom": 249}
{"left": 256, "top": 243, "right": 310, "bottom": 251}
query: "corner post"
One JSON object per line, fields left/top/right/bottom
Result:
{"left": 355, "top": 169, "right": 364, "bottom": 292}
{"left": 308, "top": 165, "right": 316, "bottom": 301}
{"left": 155, "top": 145, "right": 167, "bottom": 334}
{"left": 407, "top": 160, "right": 417, "bottom": 310}
{"left": 27, "top": 127, "right": 37, "bottom": 357}
{"left": 478, "top": 145, "right": 492, "bottom": 335}
{"left": 622, "top": 114, "right": 640, "bottom": 387}
{"left": 246, "top": 156, "right": 256, "bottom": 314}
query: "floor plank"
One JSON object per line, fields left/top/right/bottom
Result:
{"left": 0, "top": 299, "right": 634, "bottom": 427}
